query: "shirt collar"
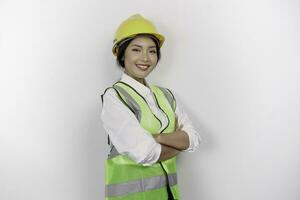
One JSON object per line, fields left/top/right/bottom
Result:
{"left": 120, "top": 72, "right": 151, "bottom": 97}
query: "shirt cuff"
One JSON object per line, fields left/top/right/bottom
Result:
{"left": 140, "top": 143, "right": 162, "bottom": 166}
{"left": 181, "top": 127, "right": 201, "bottom": 152}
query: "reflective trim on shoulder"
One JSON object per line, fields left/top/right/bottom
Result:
{"left": 102, "top": 87, "right": 135, "bottom": 114}
{"left": 105, "top": 173, "right": 178, "bottom": 198}
{"left": 101, "top": 86, "right": 136, "bottom": 145}
{"left": 156, "top": 86, "right": 176, "bottom": 111}
{"left": 166, "top": 88, "right": 176, "bottom": 110}
{"left": 113, "top": 85, "right": 142, "bottom": 122}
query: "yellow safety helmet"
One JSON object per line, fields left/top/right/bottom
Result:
{"left": 112, "top": 14, "right": 165, "bottom": 56}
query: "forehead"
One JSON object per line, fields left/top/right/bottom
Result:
{"left": 128, "top": 36, "right": 156, "bottom": 47}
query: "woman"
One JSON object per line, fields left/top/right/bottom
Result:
{"left": 101, "top": 14, "right": 201, "bottom": 200}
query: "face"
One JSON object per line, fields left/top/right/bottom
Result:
{"left": 123, "top": 36, "right": 158, "bottom": 84}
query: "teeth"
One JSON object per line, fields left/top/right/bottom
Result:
{"left": 136, "top": 65, "right": 149, "bottom": 69}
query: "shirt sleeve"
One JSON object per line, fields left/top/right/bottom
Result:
{"left": 100, "top": 88, "right": 161, "bottom": 166}
{"left": 174, "top": 95, "right": 202, "bottom": 152}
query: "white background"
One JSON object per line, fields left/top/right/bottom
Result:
{"left": 1, "top": 0, "right": 300, "bottom": 200}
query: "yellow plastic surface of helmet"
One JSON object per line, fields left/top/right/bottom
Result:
{"left": 112, "top": 14, "right": 165, "bottom": 56}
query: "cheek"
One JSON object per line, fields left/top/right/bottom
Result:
{"left": 124, "top": 60, "right": 133, "bottom": 69}
{"left": 149, "top": 54, "right": 158, "bottom": 61}
{"left": 124, "top": 56, "right": 134, "bottom": 65}
{"left": 150, "top": 54, "right": 158, "bottom": 63}
{"left": 124, "top": 58, "right": 139, "bottom": 70}
{"left": 124, "top": 53, "right": 138, "bottom": 62}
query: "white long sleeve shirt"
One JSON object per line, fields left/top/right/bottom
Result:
{"left": 101, "top": 73, "right": 201, "bottom": 166}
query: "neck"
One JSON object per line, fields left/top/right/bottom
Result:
{"left": 125, "top": 72, "right": 146, "bottom": 86}
{"left": 136, "top": 78, "right": 146, "bottom": 85}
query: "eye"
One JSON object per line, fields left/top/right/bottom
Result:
{"left": 150, "top": 50, "right": 157, "bottom": 54}
{"left": 132, "top": 48, "right": 141, "bottom": 52}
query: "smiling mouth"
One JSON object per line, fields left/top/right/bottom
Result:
{"left": 136, "top": 64, "right": 150, "bottom": 71}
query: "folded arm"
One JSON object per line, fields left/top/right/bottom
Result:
{"left": 154, "top": 130, "right": 190, "bottom": 151}
{"left": 157, "top": 144, "right": 180, "bottom": 161}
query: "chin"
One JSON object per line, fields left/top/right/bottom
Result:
{"left": 134, "top": 72, "right": 149, "bottom": 78}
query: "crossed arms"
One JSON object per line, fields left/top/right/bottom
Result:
{"left": 153, "top": 120, "right": 190, "bottom": 161}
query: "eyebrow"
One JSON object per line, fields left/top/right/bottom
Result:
{"left": 130, "top": 44, "right": 156, "bottom": 48}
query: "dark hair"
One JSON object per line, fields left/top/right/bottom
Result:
{"left": 116, "top": 34, "right": 161, "bottom": 68}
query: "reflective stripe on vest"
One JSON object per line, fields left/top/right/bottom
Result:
{"left": 114, "top": 84, "right": 142, "bottom": 122}
{"left": 105, "top": 173, "right": 177, "bottom": 197}
{"left": 156, "top": 86, "right": 176, "bottom": 112}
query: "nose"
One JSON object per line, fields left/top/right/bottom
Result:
{"left": 141, "top": 51, "right": 150, "bottom": 61}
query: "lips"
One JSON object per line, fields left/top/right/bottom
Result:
{"left": 136, "top": 64, "right": 150, "bottom": 71}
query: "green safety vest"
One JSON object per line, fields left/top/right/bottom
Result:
{"left": 101, "top": 81, "right": 180, "bottom": 200}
